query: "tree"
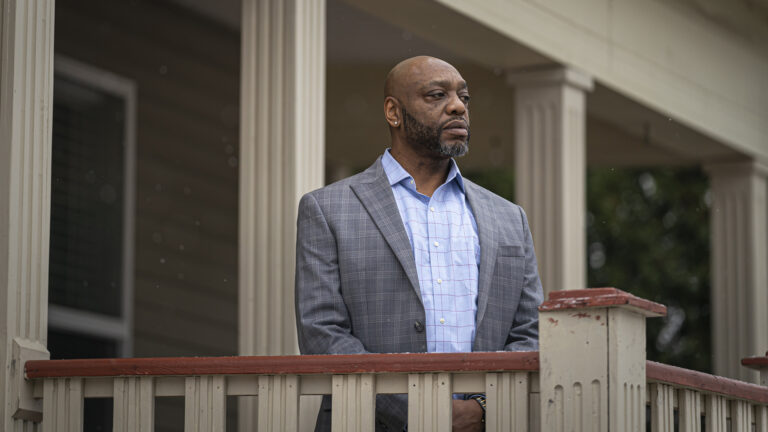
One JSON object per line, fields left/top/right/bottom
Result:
{"left": 467, "top": 167, "right": 711, "bottom": 372}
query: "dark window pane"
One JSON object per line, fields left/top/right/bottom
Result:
{"left": 49, "top": 73, "right": 127, "bottom": 317}
{"left": 84, "top": 399, "right": 112, "bottom": 432}
{"left": 48, "top": 328, "right": 118, "bottom": 359}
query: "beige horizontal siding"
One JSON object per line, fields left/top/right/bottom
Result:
{"left": 55, "top": 0, "right": 240, "bottom": 359}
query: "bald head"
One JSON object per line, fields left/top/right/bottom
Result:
{"left": 383, "top": 56, "right": 470, "bottom": 159}
{"left": 384, "top": 56, "right": 462, "bottom": 100}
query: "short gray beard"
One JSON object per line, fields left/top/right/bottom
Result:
{"left": 402, "top": 108, "right": 469, "bottom": 158}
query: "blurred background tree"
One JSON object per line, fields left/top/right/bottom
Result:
{"left": 466, "top": 166, "right": 711, "bottom": 372}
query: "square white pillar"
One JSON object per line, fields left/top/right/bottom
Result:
{"left": 239, "top": 0, "right": 326, "bottom": 429}
{"left": 0, "top": 0, "right": 56, "bottom": 426}
{"left": 706, "top": 161, "right": 768, "bottom": 383}
{"left": 508, "top": 67, "right": 593, "bottom": 296}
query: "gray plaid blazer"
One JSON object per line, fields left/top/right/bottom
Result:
{"left": 295, "top": 157, "right": 543, "bottom": 431}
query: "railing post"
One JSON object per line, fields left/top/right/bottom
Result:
{"left": 538, "top": 288, "right": 666, "bottom": 431}
{"left": 742, "top": 352, "right": 768, "bottom": 386}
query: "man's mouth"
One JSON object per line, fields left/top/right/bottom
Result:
{"left": 443, "top": 120, "right": 468, "bottom": 137}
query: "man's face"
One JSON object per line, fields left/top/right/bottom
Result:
{"left": 399, "top": 61, "right": 470, "bottom": 158}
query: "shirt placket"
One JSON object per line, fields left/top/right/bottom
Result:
{"left": 427, "top": 192, "right": 444, "bottom": 352}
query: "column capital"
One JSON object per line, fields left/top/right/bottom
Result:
{"left": 703, "top": 160, "right": 768, "bottom": 179}
{"left": 506, "top": 65, "right": 594, "bottom": 92}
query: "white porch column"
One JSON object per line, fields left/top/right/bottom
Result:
{"left": 507, "top": 67, "right": 593, "bottom": 296}
{"left": 705, "top": 161, "right": 768, "bottom": 383}
{"left": 239, "top": 0, "right": 326, "bottom": 429}
{"left": 0, "top": 0, "right": 56, "bottom": 427}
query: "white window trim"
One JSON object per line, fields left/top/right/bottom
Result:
{"left": 49, "top": 55, "right": 136, "bottom": 357}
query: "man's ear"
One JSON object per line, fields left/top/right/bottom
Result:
{"left": 384, "top": 96, "right": 401, "bottom": 128}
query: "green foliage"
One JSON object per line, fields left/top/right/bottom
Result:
{"left": 467, "top": 166, "right": 711, "bottom": 373}
{"left": 587, "top": 167, "right": 711, "bottom": 372}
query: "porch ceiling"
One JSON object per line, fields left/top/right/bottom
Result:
{"left": 167, "top": 0, "right": 747, "bottom": 169}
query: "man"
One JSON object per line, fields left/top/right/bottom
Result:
{"left": 295, "top": 56, "right": 543, "bottom": 431}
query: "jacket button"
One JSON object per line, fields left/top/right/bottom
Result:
{"left": 414, "top": 320, "right": 424, "bottom": 333}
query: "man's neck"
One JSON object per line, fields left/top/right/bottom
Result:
{"left": 389, "top": 147, "right": 451, "bottom": 197}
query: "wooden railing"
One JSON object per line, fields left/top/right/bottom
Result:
{"left": 26, "top": 352, "right": 540, "bottom": 432}
{"left": 23, "top": 288, "right": 768, "bottom": 431}
{"left": 646, "top": 361, "right": 768, "bottom": 431}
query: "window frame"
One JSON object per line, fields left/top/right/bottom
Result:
{"left": 49, "top": 55, "right": 137, "bottom": 357}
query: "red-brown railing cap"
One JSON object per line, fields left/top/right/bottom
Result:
{"left": 741, "top": 351, "right": 768, "bottom": 369}
{"left": 647, "top": 361, "right": 768, "bottom": 404}
{"left": 539, "top": 287, "right": 666, "bottom": 317}
{"left": 25, "top": 351, "right": 540, "bottom": 379}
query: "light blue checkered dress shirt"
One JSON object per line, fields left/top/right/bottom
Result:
{"left": 381, "top": 149, "right": 480, "bottom": 353}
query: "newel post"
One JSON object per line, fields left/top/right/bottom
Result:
{"left": 538, "top": 288, "right": 666, "bottom": 431}
{"left": 742, "top": 352, "right": 768, "bottom": 386}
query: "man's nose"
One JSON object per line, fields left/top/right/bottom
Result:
{"left": 446, "top": 93, "right": 466, "bottom": 116}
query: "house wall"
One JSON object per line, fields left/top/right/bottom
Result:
{"left": 54, "top": 0, "right": 240, "bottom": 359}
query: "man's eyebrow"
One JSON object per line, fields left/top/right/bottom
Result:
{"left": 422, "top": 80, "right": 469, "bottom": 90}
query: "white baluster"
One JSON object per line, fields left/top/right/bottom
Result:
{"left": 407, "top": 373, "right": 452, "bottom": 432}
{"left": 485, "top": 372, "right": 528, "bottom": 432}
{"left": 731, "top": 400, "right": 753, "bottom": 432}
{"left": 649, "top": 383, "right": 674, "bottom": 432}
{"left": 678, "top": 389, "right": 701, "bottom": 432}
{"left": 113, "top": 376, "right": 155, "bottom": 432}
{"left": 706, "top": 395, "right": 728, "bottom": 432}
{"left": 42, "top": 378, "right": 83, "bottom": 431}
{"left": 257, "top": 375, "right": 299, "bottom": 432}
{"left": 185, "top": 376, "right": 226, "bottom": 432}
{"left": 755, "top": 404, "right": 768, "bottom": 432}
{"left": 331, "top": 374, "right": 375, "bottom": 432}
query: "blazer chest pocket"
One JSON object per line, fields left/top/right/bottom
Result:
{"left": 494, "top": 245, "right": 525, "bottom": 293}
{"left": 498, "top": 244, "right": 524, "bottom": 257}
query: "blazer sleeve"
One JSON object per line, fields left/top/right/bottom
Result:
{"left": 294, "top": 192, "right": 408, "bottom": 431}
{"left": 504, "top": 206, "right": 544, "bottom": 351}
{"left": 295, "top": 192, "right": 368, "bottom": 355}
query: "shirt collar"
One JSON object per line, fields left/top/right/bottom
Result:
{"left": 381, "top": 148, "right": 466, "bottom": 193}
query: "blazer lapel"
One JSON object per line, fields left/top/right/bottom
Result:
{"left": 465, "top": 182, "right": 498, "bottom": 328}
{"left": 350, "top": 159, "right": 423, "bottom": 303}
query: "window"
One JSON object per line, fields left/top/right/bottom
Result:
{"left": 48, "top": 56, "right": 136, "bottom": 359}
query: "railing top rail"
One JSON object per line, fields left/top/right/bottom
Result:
{"left": 647, "top": 360, "right": 768, "bottom": 403}
{"left": 25, "top": 351, "right": 539, "bottom": 379}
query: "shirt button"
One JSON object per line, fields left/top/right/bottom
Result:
{"left": 437, "top": 278, "right": 442, "bottom": 284}
{"left": 433, "top": 241, "right": 439, "bottom": 247}
{"left": 430, "top": 207, "right": 435, "bottom": 212}
{"left": 439, "top": 318, "right": 446, "bottom": 324}
{"left": 414, "top": 320, "right": 424, "bottom": 333}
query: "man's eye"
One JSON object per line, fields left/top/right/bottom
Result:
{"left": 461, "top": 95, "right": 471, "bottom": 103}
{"left": 428, "top": 92, "right": 446, "bottom": 98}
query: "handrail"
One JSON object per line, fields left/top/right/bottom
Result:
{"left": 25, "top": 351, "right": 540, "bottom": 379}
{"left": 647, "top": 360, "right": 768, "bottom": 403}
{"left": 26, "top": 354, "right": 768, "bottom": 405}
